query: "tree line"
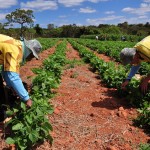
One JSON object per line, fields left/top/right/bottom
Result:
{"left": 0, "top": 9, "right": 149, "bottom": 40}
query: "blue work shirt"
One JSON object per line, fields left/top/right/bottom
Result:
{"left": 1, "top": 71, "right": 29, "bottom": 101}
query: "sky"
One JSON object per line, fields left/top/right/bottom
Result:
{"left": 0, "top": 0, "right": 150, "bottom": 28}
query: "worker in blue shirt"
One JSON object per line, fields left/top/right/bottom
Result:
{"left": 0, "top": 34, "right": 42, "bottom": 108}
{"left": 120, "top": 36, "right": 150, "bottom": 94}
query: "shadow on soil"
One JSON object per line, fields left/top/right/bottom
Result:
{"left": 91, "top": 86, "right": 150, "bottom": 138}
{"left": 91, "top": 88, "right": 132, "bottom": 110}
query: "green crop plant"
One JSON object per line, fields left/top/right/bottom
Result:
{"left": 5, "top": 98, "right": 53, "bottom": 150}
{"left": 32, "top": 70, "right": 59, "bottom": 99}
{"left": 68, "top": 38, "right": 150, "bottom": 135}
{"left": 139, "top": 143, "right": 150, "bottom": 150}
{"left": 102, "top": 63, "right": 126, "bottom": 88}
{"left": 4, "top": 39, "right": 68, "bottom": 150}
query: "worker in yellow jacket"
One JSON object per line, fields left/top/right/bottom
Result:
{"left": 0, "top": 34, "right": 42, "bottom": 107}
{"left": 120, "top": 36, "right": 150, "bottom": 94}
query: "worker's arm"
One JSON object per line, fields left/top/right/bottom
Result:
{"left": 1, "top": 71, "right": 32, "bottom": 107}
{"left": 140, "top": 74, "right": 150, "bottom": 94}
{"left": 121, "top": 65, "right": 140, "bottom": 89}
{"left": 126, "top": 65, "right": 140, "bottom": 80}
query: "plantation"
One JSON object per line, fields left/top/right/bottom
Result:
{"left": 0, "top": 38, "right": 150, "bottom": 150}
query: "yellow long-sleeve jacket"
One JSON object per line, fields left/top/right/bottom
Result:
{"left": 134, "top": 36, "right": 150, "bottom": 63}
{"left": 0, "top": 34, "right": 23, "bottom": 73}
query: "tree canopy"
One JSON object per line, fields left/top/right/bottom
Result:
{"left": 1, "top": 8, "right": 150, "bottom": 39}
{"left": 5, "top": 9, "right": 34, "bottom": 36}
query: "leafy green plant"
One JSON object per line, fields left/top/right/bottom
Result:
{"left": 101, "top": 63, "right": 126, "bottom": 88}
{"left": 66, "top": 59, "right": 84, "bottom": 69}
{"left": 5, "top": 99, "right": 53, "bottom": 150}
{"left": 139, "top": 62, "right": 150, "bottom": 75}
{"left": 32, "top": 70, "right": 59, "bottom": 98}
{"left": 4, "top": 39, "right": 68, "bottom": 150}
{"left": 139, "top": 143, "right": 150, "bottom": 150}
{"left": 135, "top": 101, "right": 150, "bottom": 129}
{"left": 68, "top": 38, "right": 150, "bottom": 135}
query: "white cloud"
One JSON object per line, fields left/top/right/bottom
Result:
{"left": 141, "top": 3, "right": 149, "bottom": 7}
{"left": 143, "top": 0, "right": 150, "bottom": 2}
{"left": 105, "top": 11, "right": 115, "bottom": 14}
{"left": 0, "top": 13, "right": 7, "bottom": 20}
{"left": 119, "top": 16, "right": 150, "bottom": 24}
{"left": 138, "top": 15, "right": 148, "bottom": 19}
{"left": 89, "top": 0, "right": 109, "bottom": 2}
{"left": 79, "top": 7, "right": 96, "bottom": 13}
{"left": 59, "top": 15, "right": 67, "bottom": 18}
{"left": 86, "top": 15, "right": 124, "bottom": 25}
{"left": 58, "top": 0, "right": 110, "bottom": 7}
{"left": 122, "top": 7, "right": 134, "bottom": 12}
{"left": 20, "top": 0, "right": 58, "bottom": 11}
{"left": 0, "top": 0, "right": 17, "bottom": 9}
{"left": 58, "top": 0, "right": 84, "bottom": 7}
{"left": 86, "top": 14, "right": 150, "bottom": 25}
{"left": 122, "top": 3, "right": 150, "bottom": 15}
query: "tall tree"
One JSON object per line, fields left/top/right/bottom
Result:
{"left": 47, "top": 24, "right": 54, "bottom": 30}
{"left": 5, "top": 9, "right": 34, "bottom": 37}
{"left": 34, "top": 24, "right": 43, "bottom": 36}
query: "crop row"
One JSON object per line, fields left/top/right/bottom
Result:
{"left": 75, "top": 38, "right": 150, "bottom": 77}
{"left": 68, "top": 38, "right": 150, "bottom": 132}
{"left": 3, "top": 38, "right": 149, "bottom": 149}
{"left": 5, "top": 39, "right": 67, "bottom": 150}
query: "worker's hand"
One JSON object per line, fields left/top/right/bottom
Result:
{"left": 121, "top": 80, "right": 129, "bottom": 90}
{"left": 26, "top": 99, "right": 32, "bottom": 107}
{"left": 140, "top": 78, "right": 149, "bottom": 94}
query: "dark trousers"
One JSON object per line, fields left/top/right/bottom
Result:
{"left": 0, "top": 74, "right": 6, "bottom": 122}
{"left": 0, "top": 74, "right": 18, "bottom": 122}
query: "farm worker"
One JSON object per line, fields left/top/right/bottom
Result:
{"left": 96, "top": 35, "right": 99, "bottom": 40}
{"left": 120, "top": 35, "right": 150, "bottom": 94}
{"left": 0, "top": 34, "right": 42, "bottom": 107}
{"left": 121, "top": 36, "right": 126, "bottom": 41}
